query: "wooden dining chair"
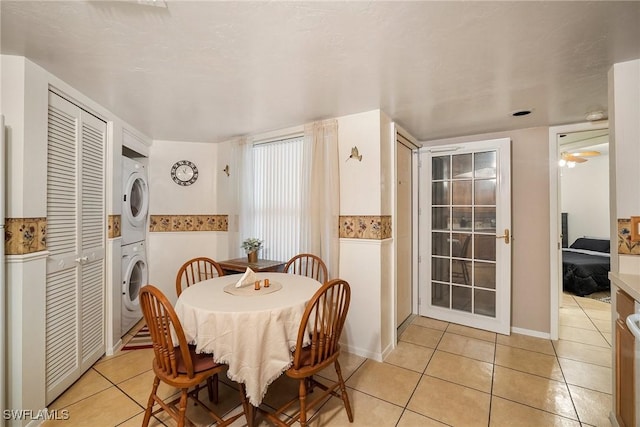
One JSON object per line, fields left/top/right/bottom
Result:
{"left": 140, "top": 285, "right": 248, "bottom": 427}
{"left": 283, "top": 253, "right": 328, "bottom": 284}
{"left": 175, "top": 257, "right": 224, "bottom": 297}
{"left": 264, "top": 279, "right": 353, "bottom": 427}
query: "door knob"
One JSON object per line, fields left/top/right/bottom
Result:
{"left": 496, "top": 229, "right": 510, "bottom": 244}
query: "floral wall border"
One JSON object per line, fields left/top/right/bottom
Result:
{"left": 339, "top": 215, "right": 392, "bottom": 240}
{"left": 618, "top": 218, "right": 640, "bottom": 255}
{"left": 108, "top": 215, "right": 121, "bottom": 239}
{"left": 5, "top": 217, "right": 47, "bottom": 255}
{"left": 149, "top": 215, "right": 228, "bottom": 232}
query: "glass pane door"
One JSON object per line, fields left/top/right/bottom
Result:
{"left": 419, "top": 138, "right": 511, "bottom": 334}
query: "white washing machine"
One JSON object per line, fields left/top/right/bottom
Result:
{"left": 122, "top": 156, "right": 149, "bottom": 245}
{"left": 121, "top": 241, "right": 147, "bottom": 336}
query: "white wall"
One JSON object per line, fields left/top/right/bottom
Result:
{"left": 336, "top": 110, "right": 394, "bottom": 360}
{"left": 610, "top": 59, "right": 640, "bottom": 274}
{"left": 560, "top": 154, "right": 610, "bottom": 244}
{"left": 147, "top": 140, "right": 231, "bottom": 302}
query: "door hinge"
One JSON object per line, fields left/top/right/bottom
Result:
{"left": 418, "top": 255, "right": 422, "bottom": 263}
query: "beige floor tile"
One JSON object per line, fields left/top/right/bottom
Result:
{"left": 576, "top": 297, "right": 611, "bottom": 312}
{"left": 261, "top": 373, "right": 317, "bottom": 418}
{"left": 560, "top": 312, "right": 598, "bottom": 330}
{"left": 411, "top": 316, "right": 449, "bottom": 331}
{"left": 489, "top": 396, "right": 580, "bottom": 427}
{"left": 559, "top": 325, "right": 611, "bottom": 348}
{"left": 437, "top": 332, "right": 495, "bottom": 363}
{"left": 446, "top": 323, "right": 496, "bottom": 343}
{"left": 156, "top": 399, "right": 246, "bottom": 427}
{"left": 316, "top": 351, "right": 367, "bottom": 382}
{"left": 93, "top": 348, "right": 155, "bottom": 384}
{"left": 346, "top": 360, "right": 421, "bottom": 407}
{"left": 42, "top": 387, "right": 142, "bottom": 427}
{"left": 562, "top": 294, "right": 579, "bottom": 307}
{"left": 397, "top": 409, "right": 448, "bottom": 426}
{"left": 384, "top": 341, "right": 434, "bottom": 373}
{"left": 558, "top": 358, "right": 612, "bottom": 394}
{"left": 560, "top": 306, "right": 589, "bottom": 318}
{"left": 592, "top": 318, "right": 612, "bottom": 333}
{"left": 48, "top": 368, "right": 113, "bottom": 409}
{"left": 603, "top": 332, "right": 613, "bottom": 346}
{"left": 309, "top": 388, "right": 403, "bottom": 427}
{"left": 116, "top": 412, "right": 164, "bottom": 427}
{"left": 425, "top": 350, "right": 493, "bottom": 392}
{"left": 492, "top": 366, "right": 577, "bottom": 420}
{"left": 117, "top": 369, "right": 180, "bottom": 406}
{"left": 582, "top": 308, "right": 612, "bottom": 321}
{"left": 407, "top": 375, "right": 490, "bottom": 427}
{"left": 399, "top": 324, "right": 444, "bottom": 349}
{"left": 568, "top": 385, "right": 613, "bottom": 427}
{"left": 494, "top": 344, "right": 564, "bottom": 381}
{"left": 497, "top": 333, "right": 555, "bottom": 355}
{"left": 553, "top": 340, "right": 612, "bottom": 368}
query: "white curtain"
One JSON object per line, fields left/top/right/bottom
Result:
{"left": 234, "top": 136, "right": 254, "bottom": 258}
{"left": 305, "top": 120, "right": 340, "bottom": 278}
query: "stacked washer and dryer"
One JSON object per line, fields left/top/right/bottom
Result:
{"left": 121, "top": 156, "right": 149, "bottom": 337}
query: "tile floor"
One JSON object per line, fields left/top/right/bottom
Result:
{"left": 43, "top": 293, "right": 613, "bottom": 426}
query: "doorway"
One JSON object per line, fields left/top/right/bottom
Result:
{"left": 395, "top": 126, "right": 420, "bottom": 336}
{"left": 548, "top": 122, "right": 609, "bottom": 340}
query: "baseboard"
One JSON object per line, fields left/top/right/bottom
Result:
{"left": 510, "top": 326, "right": 551, "bottom": 340}
{"left": 380, "top": 341, "right": 394, "bottom": 361}
{"left": 340, "top": 342, "right": 382, "bottom": 362}
{"left": 106, "top": 338, "right": 123, "bottom": 356}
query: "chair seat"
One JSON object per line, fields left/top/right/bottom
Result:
{"left": 176, "top": 345, "right": 219, "bottom": 374}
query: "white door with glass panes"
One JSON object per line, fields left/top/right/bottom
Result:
{"left": 419, "top": 138, "right": 511, "bottom": 335}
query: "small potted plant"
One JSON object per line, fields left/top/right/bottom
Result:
{"left": 242, "top": 238, "right": 263, "bottom": 263}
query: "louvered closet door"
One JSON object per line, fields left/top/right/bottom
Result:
{"left": 46, "top": 92, "right": 106, "bottom": 404}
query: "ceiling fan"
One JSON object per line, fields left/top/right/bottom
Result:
{"left": 559, "top": 150, "right": 601, "bottom": 167}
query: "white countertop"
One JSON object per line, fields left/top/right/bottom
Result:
{"left": 609, "top": 272, "right": 640, "bottom": 302}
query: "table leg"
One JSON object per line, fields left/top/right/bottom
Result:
{"left": 246, "top": 404, "right": 257, "bottom": 427}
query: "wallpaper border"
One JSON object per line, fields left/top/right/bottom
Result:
{"left": 149, "top": 214, "right": 229, "bottom": 232}
{"left": 108, "top": 215, "right": 121, "bottom": 239}
{"left": 5, "top": 217, "right": 47, "bottom": 255}
{"left": 339, "top": 215, "right": 392, "bottom": 240}
{"left": 618, "top": 218, "right": 640, "bottom": 255}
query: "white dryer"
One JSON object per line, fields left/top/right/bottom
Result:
{"left": 122, "top": 156, "right": 149, "bottom": 245}
{"left": 121, "top": 241, "right": 147, "bottom": 336}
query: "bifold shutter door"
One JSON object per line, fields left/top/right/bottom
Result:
{"left": 46, "top": 95, "right": 80, "bottom": 397}
{"left": 80, "top": 115, "right": 106, "bottom": 365}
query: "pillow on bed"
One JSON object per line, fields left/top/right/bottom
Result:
{"left": 570, "top": 237, "right": 610, "bottom": 253}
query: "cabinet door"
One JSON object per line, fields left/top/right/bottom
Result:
{"left": 46, "top": 92, "right": 106, "bottom": 404}
{"left": 616, "top": 318, "right": 635, "bottom": 427}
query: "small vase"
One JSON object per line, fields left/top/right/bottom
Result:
{"left": 247, "top": 251, "right": 258, "bottom": 263}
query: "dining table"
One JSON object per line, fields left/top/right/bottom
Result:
{"left": 173, "top": 271, "right": 322, "bottom": 422}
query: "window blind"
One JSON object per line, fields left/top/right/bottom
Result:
{"left": 252, "top": 136, "right": 310, "bottom": 262}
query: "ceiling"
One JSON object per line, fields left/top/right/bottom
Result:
{"left": 1, "top": 1, "right": 639, "bottom": 144}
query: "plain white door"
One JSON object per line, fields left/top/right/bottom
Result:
{"left": 418, "top": 138, "right": 512, "bottom": 334}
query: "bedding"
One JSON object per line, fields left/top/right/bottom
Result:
{"left": 562, "top": 237, "right": 610, "bottom": 296}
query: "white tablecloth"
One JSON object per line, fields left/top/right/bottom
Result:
{"left": 174, "top": 272, "right": 321, "bottom": 406}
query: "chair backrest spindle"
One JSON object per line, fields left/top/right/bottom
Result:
{"left": 283, "top": 253, "right": 328, "bottom": 284}
{"left": 176, "top": 257, "right": 224, "bottom": 296}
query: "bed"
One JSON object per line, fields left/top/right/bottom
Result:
{"left": 562, "top": 237, "right": 611, "bottom": 296}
